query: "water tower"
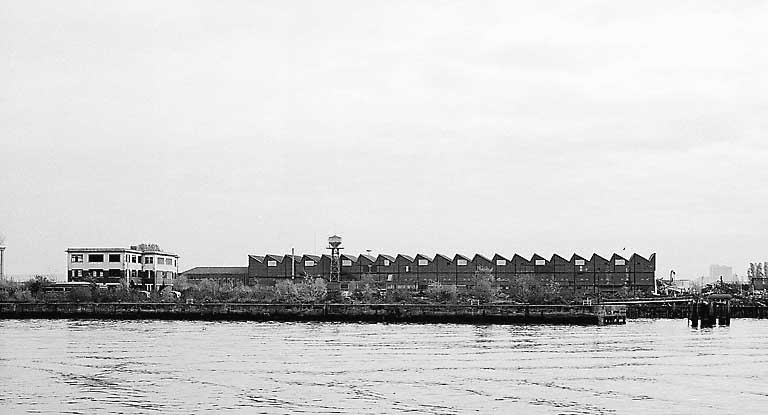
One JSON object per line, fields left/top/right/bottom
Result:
{"left": 327, "top": 235, "right": 343, "bottom": 282}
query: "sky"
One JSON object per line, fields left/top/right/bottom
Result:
{"left": 1, "top": 0, "right": 767, "bottom": 281}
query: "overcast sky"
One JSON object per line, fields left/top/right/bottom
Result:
{"left": 2, "top": 1, "right": 767, "bottom": 280}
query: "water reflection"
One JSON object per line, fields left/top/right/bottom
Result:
{"left": 1, "top": 319, "right": 768, "bottom": 414}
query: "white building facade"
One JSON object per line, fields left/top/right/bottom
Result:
{"left": 66, "top": 243, "right": 179, "bottom": 291}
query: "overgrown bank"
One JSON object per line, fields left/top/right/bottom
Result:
{"left": 1, "top": 273, "right": 619, "bottom": 305}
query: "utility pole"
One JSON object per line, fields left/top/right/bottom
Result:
{"left": 291, "top": 247, "right": 295, "bottom": 280}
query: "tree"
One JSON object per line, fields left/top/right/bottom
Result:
{"left": 471, "top": 275, "right": 498, "bottom": 303}
{"left": 23, "top": 275, "right": 53, "bottom": 297}
{"left": 470, "top": 266, "right": 498, "bottom": 303}
{"left": 758, "top": 263, "right": 766, "bottom": 279}
{"left": 508, "top": 274, "right": 561, "bottom": 304}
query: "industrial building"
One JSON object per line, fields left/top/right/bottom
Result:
{"left": 66, "top": 243, "right": 179, "bottom": 291}
{"left": 245, "top": 250, "right": 657, "bottom": 296}
{"left": 174, "top": 236, "right": 656, "bottom": 296}
{"left": 180, "top": 266, "right": 248, "bottom": 285}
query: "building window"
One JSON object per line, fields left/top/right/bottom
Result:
{"left": 131, "top": 255, "right": 137, "bottom": 263}
{"left": 404, "top": 265, "right": 411, "bottom": 273}
{"left": 88, "top": 254, "right": 104, "bottom": 263}
{"left": 457, "top": 259, "right": 468, "bottom": 266}
{"left": 342, "top": 260, "right": 352, "bottom": 267}
{"left": 131, "top": 270, "right": 137, "bottom": 277}
{"left": 267, "top": 260, "right": 277, "bottom": 267}
{"left": 305, "top": 260, "right": 316, "bottom": 267}
{"left": 575, "top": 259, "right": 585, "bottom": 266}
{"left": 76, "top": 269, "right": 82, "bottom": 277}
{"left": 418, "top": 259, "right": 428, "bottom": 266}
{"left": 387, "top": 275, "right": 393, "bottom": 281}
{"left": 144, "top": 257, "right": 153, "bottom": 264}
{"left": 71, "top": 254, "right": 83, "bottom": 263}
{"left": 535, "top": 259, "right": 546, "bottom": 266}
{"left": 108, "top": 254, "right": 121, "bottom": 263}
{"left": 615, "top": 259, "right": 626, "bottom": 266}
{"left": 383, "top": 259, "right": 391, "bottom": 266}
{"left": 496, "top": 259, "right": 507, "bottom": 266}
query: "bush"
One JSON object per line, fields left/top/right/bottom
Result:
{"left": 23, "top": 276, "right": 54, "bottom": 297}
{"left": 385, "top": 288, "right": 412, "bottom": 303}
{"left": 426, "top": 284, "right": 457, "bottom": 303}
{"left": 296, "top": 278, "right": 327, "bottom": 302}
{"left": 507, "top": 274, "right": 561, "bottom": 304}
{"left": 68, "top": 287, "right": 93, "bottom": 302}
{"left": 349, "top": 274, "right": 377, "bottom": 302}
{"left": 274, "top": 280, "right": 299, "bottom": 302}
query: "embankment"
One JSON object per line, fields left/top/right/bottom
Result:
{"left": 0, "top": 302, "right": 614, "bottom": 325}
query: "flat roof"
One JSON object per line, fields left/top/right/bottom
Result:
{"left": 182, "top": 266, "right": 247, "bottom": 275}
{"left": 66, "top": 247, "right": 179, "bottom": 257}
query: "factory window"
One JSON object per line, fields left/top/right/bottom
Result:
{"left": 71, "top": 254, "right": 83, "bottom": 263}
{"left": 267, "top": 260, "right": 277, "bottom": 267}
{"left": 305, "top": 260, "right": 316, "bottom": 267}
{"left": 109, "top": 254, "right": 121, "bottom": 262}
{"left": 575, "top": 259, "right": 585, "bottom": 266}
{"left": 88, "top": 254, "right": 104, "bottom": 263}
{"left": 457, "top": 259, "right": 468, "bottom": 266}
{"left": 535, "top": 259, "right": 546, "bottom": 266}
{"left": 342, "top": 260, "right": 352, "bottom": 267}
{"left": 383, "top": 259, "right": 391, "bottom": 266}
{"left": 615, "top": 259, "right": 626, "bottom": 266}
{"left": 418, "top": 259, "right": 428, "bottom": 266}
{"left": 496, "top": 259, "right": 507, "bottom": 266}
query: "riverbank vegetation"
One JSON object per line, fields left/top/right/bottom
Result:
{"left": 1, "top": 272, "right": 583, "bottom": 305}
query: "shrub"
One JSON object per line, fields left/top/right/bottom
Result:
{"left": 471, "top": 276, "right": 497, "bottom": 303}
{"left": 68, "top": 287, "right": 93, "bottom": 302}
{"left": 385, "top": 288, "right": 412, "bottom": 303}
{"left": 349, "top": 274, "right": 377, "bottom": 302}
{"left": 274, "top": 280, "right": 298, "bottom": 302}
{"left": 23, "top": 276, "right": 54, "bottom": 297}
{"left": 426, "top": 284, "right": 457, "bottom": 303}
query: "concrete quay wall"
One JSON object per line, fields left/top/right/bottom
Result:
{"left": 0, "top": 302, "right": 604, "bottom": 325}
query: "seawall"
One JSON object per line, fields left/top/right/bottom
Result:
{"left": 0, "top": 302, "right": 618, "bottom": 325}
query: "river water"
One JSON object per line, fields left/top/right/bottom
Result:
{"left": 1, "top": 319, "right": 767, "bottom": 414}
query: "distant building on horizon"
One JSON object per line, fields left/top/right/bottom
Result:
{"left": 709, "top": 264, "right": 733, "bottom": 282}
{"left": 66, "top": 243, "right": 179, "bottom": 291}
{"left": 0, "top": 244, "right": 6, "bottom": 281}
